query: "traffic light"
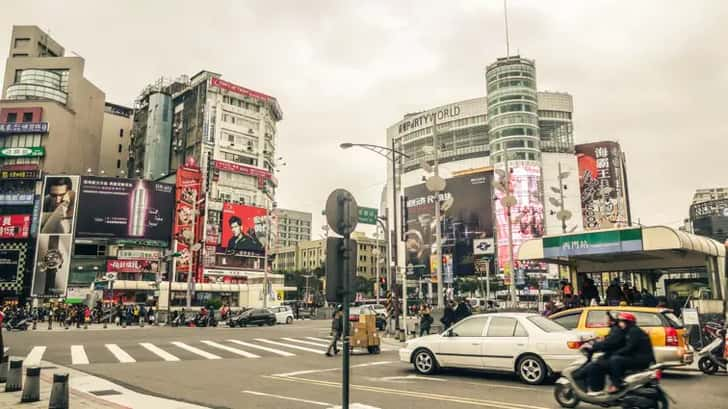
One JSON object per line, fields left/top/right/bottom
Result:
{"left": 379, "top": 276, "right": 387, "bottom": 291}
{"left": 325, "top": 237, "right": 357, "bottom": 303}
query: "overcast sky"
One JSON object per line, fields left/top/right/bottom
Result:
{"left": 2, "top": 1, "right": 727, "bottom": 236}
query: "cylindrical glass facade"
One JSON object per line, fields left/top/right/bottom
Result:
{"left": 486, "top": 56, "right": 540, "bottom": 163}
{"left": 6, "top": 69, "right": 68, "bottom": 104}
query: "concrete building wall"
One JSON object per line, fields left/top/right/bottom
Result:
{"left": 7, "top": 25, "right": 63, "bottom": 58}
{"left": 100, "top": 103, "right": 133, "bottom": 177}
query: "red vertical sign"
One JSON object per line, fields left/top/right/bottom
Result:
{"left": 174, "top": 165, "right": 203, "bottom": 282}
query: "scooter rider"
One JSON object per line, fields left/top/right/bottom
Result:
{"left": 577, "top": 313, "right": 626, "bottom": 394}
{"left": 607, "top": 312, "right": 655, "bottom": 393}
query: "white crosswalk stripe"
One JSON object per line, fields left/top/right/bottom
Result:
{"left": 70, "top": 345, "right": 89, "bottom": 365}
{"left": 305, "top": 337, "right": 332, "bottom": 343}
{"left": 140, "top": 343, "right": 180, "bottom": 362}
{"left": 228, "top": 340, "right": 295, "bottom": 357}
{"left": 201, "top": 340, "right": 259, "bottom": 358}
{"left": 105, "top": 344, "right": 136, "bottom": 363}
{"left": 25, "top": 346, "right": 46, "bottom": 366}
{"left": 170, "top": 342, "right": 222, "bottom": 360}
{"left": 282, "top": 337, "right": 329, "bottom": 348}
{"left": 254, "top": 338, "right": 327, "bottom": 354}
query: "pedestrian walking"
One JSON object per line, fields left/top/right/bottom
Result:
{"left": 326, "top": 307, "right": 343, "bottom": 357}
{"left": 582, "top": 278, "right": 600, "bottom": 306}
{"left": 418, "top": 304, "right": 433, "bottom": 337}
{"left": 440, "top": 301, "right": 456, "bottom": 329}
{"left": 454, "top": 298, "right": 472, "bottom": 324}
{"left": 606, "top": 279, "right": 624, "bottom": 306}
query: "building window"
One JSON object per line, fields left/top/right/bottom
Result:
{"left": 6, "top": 113, "right": 17, "bottom": 123}
{"left": 116, "top": 159, "right": 121, "bottom": 169}
{"left": 118, "top": 144, "right": 122, "bottom": 153}
{"left": 13, "top": 38, "right": 29, "bottom": 48}
{"left": 22, "top": 112, "right": 33, "bottom": 122}
{"left": 119, "top": 129, "right": 124, "bottom": 137}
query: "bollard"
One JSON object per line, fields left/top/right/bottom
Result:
{"left": 139, "top": 317, "right": 144, "bottom": 328}
{"left": 48, "top": 317, "right": 52, "bottom": 330}
{"left": 83, "top": 321, "right": 87, "bottom": 330}
{"left": 0, "top": 352, "right": 8, "bottom": 383}
{"left": 103, "top": 319, "right": 107, "bottom": 329}
{"left": 4, "top": 358, "right": 23, "bottom": 392}
{"left": 32, "top": 319, "right": 37, "bottom": 330}
{"left": 21, "top": 366, "right": 40, "bottom": 402}
{"left": 48, "top": 373, "right": 69, "bottom": 409}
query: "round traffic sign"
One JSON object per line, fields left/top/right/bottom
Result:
{"left": 425, "top": 175, "right": 446, "bottom": 192}
{"left": 105, "top": 272, "right": 117, "bottom": 281}
{"left": 325, "top": 189, "right": 358, "bottom": 236}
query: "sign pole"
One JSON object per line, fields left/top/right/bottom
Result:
{"left": 341, "top": 195, "right": 353, "bottom": 409}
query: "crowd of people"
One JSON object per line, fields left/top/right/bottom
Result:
{"left": 543, "top": 278, "right": 662, "bottom": 317}
{"left": 0, "top": 301, "right": 158, "bottom": 328}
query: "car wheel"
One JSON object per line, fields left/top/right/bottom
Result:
{"left": 699, "top": 356, "right": 719, "bottom": 375}
{"left": 517, "top": 355, "right": 547, "bottom": 385}
{"left": 286, "top": 316, "right": 293, "bottom": 324}
{"left": 413, "top": 349, "right": 438, "bottom": 375}
{"left": 269, "top": 319, "right": 276, "bottom": 326}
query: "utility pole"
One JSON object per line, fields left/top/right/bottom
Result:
{"left": 432, "top": 116, "right": 444, "bottom": 309}
{"left": 263, "top": 209, "right": 273, "bottom": 308}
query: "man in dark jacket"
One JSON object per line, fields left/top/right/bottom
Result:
{"left": 607, "top": 312, "right": 655, "bottom": 393}
{"left": 440, "top": 301, "right": 456, "bottom": 329}
{"left": 453, "top": 299, "right": 472, "bottom": 324}
{"left": 578, "top": 313, "right": 626, "bottom": 393}
{"left": 605, "top": 280, "right": 623, "bottom": 306}
{"left": 326, "top": 307, "right": 343, "bottom": 356}
{"left": 582, "top": 279, "right": 600, "bottom": 306}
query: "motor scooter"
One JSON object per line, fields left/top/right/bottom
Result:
{"left": 4, "top": 315, "right": 29, "bottom": 331}
{"left": 554, "top": 340, "right": 672, "bottom": 409}
{"left": 697, "top": 329, "right": 726, "bottom": 374}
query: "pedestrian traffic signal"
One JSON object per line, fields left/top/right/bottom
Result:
{"left": 325, "top": 237, "right": 357, "bottom": 303}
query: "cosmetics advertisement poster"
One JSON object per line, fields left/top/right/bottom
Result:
{"left": 75, "top": 176, "right": 175, "bottom": 241}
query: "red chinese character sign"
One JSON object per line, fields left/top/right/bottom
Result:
{"left": 174, "top": 165, "right": 203, "bottom": 281}
{"left": 0, "top": 214, "right": 31, "bottom": 239}
{"left": 576, "top": 141, "right": 630, "bottom": 230}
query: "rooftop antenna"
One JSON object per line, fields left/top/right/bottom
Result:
{"left": 503, "top": 0, "right": 511, "bottom": 57}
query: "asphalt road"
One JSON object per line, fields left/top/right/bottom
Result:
{"left": 3, "top": 321, "right": 726, "bottom": 409}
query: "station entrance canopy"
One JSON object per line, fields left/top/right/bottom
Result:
{"left": 518, "top": 226, "right": 726, "bottom": 303}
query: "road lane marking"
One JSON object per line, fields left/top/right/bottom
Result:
{"left": 227, "top": 340, "right": 295, "bottom": 357}
{"left": 461, "top": 381, "right": 550, "bottom": 392}
{"left": 305, "top": 337, "right": 332, "bottom": 343}
{"left": 282, "top": 337, "right": 330, "bottom": 347}
{"left": 273, "top": 361, "right": 395, "bottom": 377}
{"left": 25, "top": 346, "right": 46, "bottom": 366}
{"left": 254, "top": 338, "right": 326, "bottom": 354}
{"left": 140, "top": 343, "right": 180, "bottom": 362}
{"left": 105, "top": 344, "right": 136, "bottom": 363}
{"left": 264, "top": 375, "right": 551, "bottom": 409}
{"left": 201, "top": 340, "right": 260, "bottom": 358}
{"left": 70, "top": 345, "right": 89, "bottom": 365}
{"left": 242, "top": 390, "right": 331, "bottom": 407}
{"left": 170, "top": 342, "right": 221, "bottom": 360}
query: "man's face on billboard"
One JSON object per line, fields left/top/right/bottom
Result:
{"left": 230, "top": 221, "right": 241, "bottom": 237}
{"left": 49, "top": 184, "right": 69, "bottom": 204}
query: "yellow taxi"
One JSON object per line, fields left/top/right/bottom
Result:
{"left": 549, "top": 306, "right": 693, "bottom": 367}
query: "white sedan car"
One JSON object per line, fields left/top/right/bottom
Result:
{"left": 268, "top": 306, "right": 294, "bottom": 324}
{"left": 399, "top": 312, "right": 591, "bottom": 385}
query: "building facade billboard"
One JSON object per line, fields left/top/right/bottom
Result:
{"left": 576, "top": 142, "right": 630, "bottom": 230}
{"left": 0, "top": 249, "right": 21, "bottom": 283}
{"left": 219, "top": 202, "right": 267, "bottom": 256}
{"left": 404, "top": 170, "right": 493, "bottom": 277}
{"left": 173, "top": 165, "right": 203, "bottom": 277}
{"left": 75, "top": 176, "right": 175, "bottom": 241}
{"left": 32, "top": 175, "right": 80, "bottom": 297}
{"left": 493, "top": 163, "right": 544, "bottom": 282}
{"left": 0, "top": 214, "right": 31, "bottom": 239}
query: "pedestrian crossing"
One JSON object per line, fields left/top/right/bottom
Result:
{"left": 8, "top": 337, "right": 362, "bottom": 366}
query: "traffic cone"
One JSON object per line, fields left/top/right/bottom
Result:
{"left": 48, "top": 373, "right": 69, "bottom": 409}
{"left": 4, "top": 359, "right": 23, "bottom": 392}
{"left": 21, "top": 366, "right": 40, "bottom": 402}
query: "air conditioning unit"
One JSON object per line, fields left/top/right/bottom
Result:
{"left": 249, "top": 129, "right": 254, "bottom": 133}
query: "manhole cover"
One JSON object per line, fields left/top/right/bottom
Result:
{"left": 89, "top": 390, "right": 122, "bottom": 396}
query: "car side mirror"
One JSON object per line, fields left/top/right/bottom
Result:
{"left": 445, "top": 329, "right": 454, "bottom": 337}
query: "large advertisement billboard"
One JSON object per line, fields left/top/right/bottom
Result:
{"left": 173, "top": 165, "right": 203, "bottom": 276}
{"left": 576, "top": 142, "right": 630, "bottom": 230}
{"left": 493, "top": 163, "right": 544, "bottom": 281}
{"left": 0, "top": 214, "right": 31, "bottom": 239}
{"left": 0, "top": 249, "right": 21, "bottom": 283}
{"left": 32, "top": 175, "right": 80, "bottom": 297}
{"left": 219, "top": 203, "right": 267, "bottom": 256}
{"left": 75, "top": 176, "right": 175, "bottom": 241}
{"left": 404, "top": 170, "right": 493, "bottom": 278}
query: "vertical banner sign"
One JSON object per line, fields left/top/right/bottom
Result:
{"left": 174, "top": 165, "right": 203, "bottom": 280}
{"left": 32, "top": 175, "right": 80, "bottom": 297}
{"left": 576, "top": 142, "right": 629, "bottom": 230}
{"left": 493, "top": 163, "right": 544, "bottom": 280}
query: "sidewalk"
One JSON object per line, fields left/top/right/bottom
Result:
{"left": 22, "top": 323, "right": 159, "bottom": 332}
{"left": 0, "top": 361, "right": 209, "bottom": 408}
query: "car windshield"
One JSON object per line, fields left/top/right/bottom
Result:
{"left": 527, "top": 316, "right": 568, "bottom": 332}
{"left": 663, "top": 312, "right": 684, "bottom": 329}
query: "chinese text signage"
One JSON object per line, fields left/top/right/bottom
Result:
{"left": 0, "top": 146, "right": 45, "bottom": 158}
{"left": 576, "top": 142, "right": 630, "bottom": 230}
{"left": 543, "top": 228, "right": 642, "bottom": 258}
{"left": 357, "top": 207, "right": 378, "bottom": 225}
{"left": 0, "top": 122, "right": 48, "bottom": 134}
{"left": 0, "top": 214, "right": 31, "bottom": 239}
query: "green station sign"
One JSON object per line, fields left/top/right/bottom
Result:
{"left": 357, "top": 207, "right": 378, "bottom": 225}
{"left": 543, "top": 228, "right": 643, "bottom": 258}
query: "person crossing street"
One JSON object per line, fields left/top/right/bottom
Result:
{"left": 326, "top": 307, "right": 343, "bottom": 357}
